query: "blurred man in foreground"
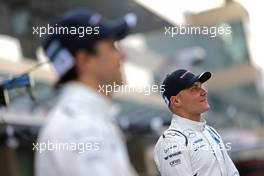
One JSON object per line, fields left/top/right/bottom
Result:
{"left": 35, "top": 9, "right": 138, "bottom": 176}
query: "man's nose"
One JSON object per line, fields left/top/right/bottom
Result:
{"left": 200, "top": 87, "right": 207, "bottom": 96}
{"left": 119, "top": 50, "right": 127, "bottom": 62}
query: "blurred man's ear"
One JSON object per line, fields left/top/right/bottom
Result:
{"left": 75, "top": 50, "right": 95, "bottom": 75}
{"left": 76, "top": 50, "right": 88, "bottom": 66}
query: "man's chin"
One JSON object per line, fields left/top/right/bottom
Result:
{"left": 203, "top": 105, "right": 210, "bottom": 112}
{"left": 115, "top": 75, "right": 124, "bottom": 86}
{"left": 113, "top": 79, "right": 123, "bottom": 86}
{"left": 200, "top": 104, "right": 210, "bottom": 113}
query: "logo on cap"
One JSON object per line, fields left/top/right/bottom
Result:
{"left": 163, "top": 95, "right": 170, "bottom": 105}
{"left": 180, "top": 71, "right": 190, "bottom": 79}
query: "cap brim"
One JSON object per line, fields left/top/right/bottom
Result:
{"left": 186, "top": 71, "right": 211, "bottom": 88}
{"left": 197, "top": 72, "right": 211, "bottom": 83}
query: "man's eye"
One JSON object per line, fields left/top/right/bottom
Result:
{"left": 191, "top": 86, "right": 199, "bottom": 91}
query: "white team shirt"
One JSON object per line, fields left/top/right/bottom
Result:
{"left": 154, "top": 114, "right": 239, "bottom": 176}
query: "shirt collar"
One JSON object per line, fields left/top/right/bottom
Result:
{"left": 171, "top": 114, "right": 206, "bottom": 131}
{"left": 58, "top": 81, "right": 120, "bottom": 120}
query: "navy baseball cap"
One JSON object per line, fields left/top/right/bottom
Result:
{"left": 42, "top": 9, "right": 137, "bottom": 77}
{"left": 162, "top": 69, "right": 211, "bottom": 106}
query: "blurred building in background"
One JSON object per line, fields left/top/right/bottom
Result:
{"left": 0, "top": 0, "right": 264, "bottom": 176}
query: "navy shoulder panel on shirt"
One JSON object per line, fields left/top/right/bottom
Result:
{"left": 162, "top": 129, "right": 188, "bottom": 146}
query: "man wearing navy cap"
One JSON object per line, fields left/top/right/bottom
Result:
{"left": 154, "top": 69, "right": 239, "bottom": 176}
{"left": 35, "top": 9, "right": 138, "bottom": 176}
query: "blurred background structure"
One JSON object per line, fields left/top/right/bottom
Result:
{"left": 0, "top": 0, "right": 264, "bottom": 176}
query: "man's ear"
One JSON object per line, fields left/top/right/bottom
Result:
{"left": 170, "top": 95, "right": 181, "bottom": 108}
